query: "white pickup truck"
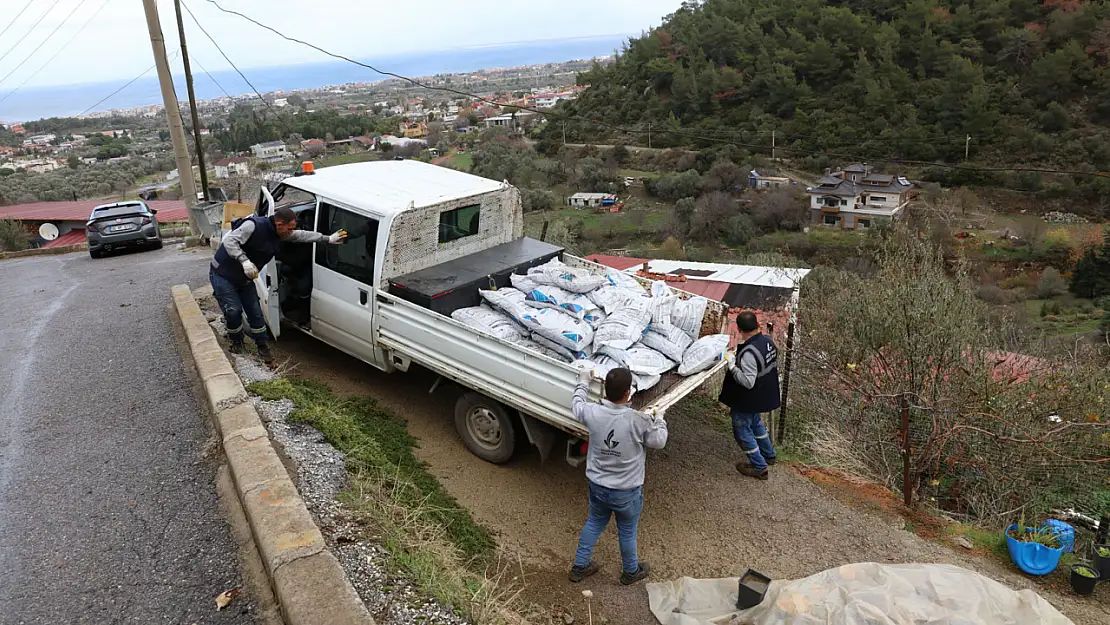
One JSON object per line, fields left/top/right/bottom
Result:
{"left": 253, "top": 160, "right": 728, "bottom": 464}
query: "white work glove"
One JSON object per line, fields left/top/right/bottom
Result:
{"left": 576, "top": 363, "right": 593, "bottom": 384}
{"left": 327, "top": 229, "right": 348, "bottom": 244}
{"left": 646, "top": 407, "right": 666, "bottom": 423}
{"left": 724, "top": 351, "right": 736, "bottom": 369}
{"left": 241, "top": 260, "right": 259, "bottom": 279}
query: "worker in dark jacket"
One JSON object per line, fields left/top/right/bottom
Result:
{"left": 719, "top": 311, "right": 780, "bottom": 480}
{"left": 210, "top": 206, "right": 346, "bottom": 362}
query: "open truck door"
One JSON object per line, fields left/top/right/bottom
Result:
{"left": 253, "top": 186, "right": 281, "bottom": 338}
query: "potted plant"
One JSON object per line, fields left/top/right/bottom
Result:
{"left": 1070, "top": 564, "right": 1100, "bottom": 596}
{"left": 1006, "top": 517, "right": 1064, "bottom": 575}
{"left": 1095, "top": 544, "right": 1110, "bottom": 579}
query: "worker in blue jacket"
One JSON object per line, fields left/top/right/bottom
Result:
{"left": 210, "top": 206, "right": 345, "bottom": 363}
{"left": 719, "top": 311, "right": 780, "bottom": 480}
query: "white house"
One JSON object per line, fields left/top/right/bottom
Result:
{"left": 250, "top": 140, "right": 289, "bottom": 161}
{"left": 806, "top": 164, "right": 916, "bottom": 230}
{"left": 568, "top": 192, "right": 617, "bottom": 209}
{"left": 214, "top": 156, "right": 251, "bottom": 179}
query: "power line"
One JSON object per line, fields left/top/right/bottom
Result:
{"left": 0, "top": 0, "right": 64, "bottom": 66}
{"left": 179, "top": 1, "right": 275, "bottom": 115}
{"left": 189, "top": 53, "right": 232, "bottom": 99}
{"left": 0, "top": 0, "right": 111, "bottom": 107}
{"left": 200, "top": 0, "right": 1110, "bottom": 181}
{"left": 0, "top": 1, "right": 35, "bottom": 41}
{"left": 0, "top": 0, "right": 91, "bottom": 91}
{"left": 79, "top": 50, "right": 180, "bottom": 116}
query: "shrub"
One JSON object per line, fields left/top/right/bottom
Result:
{"left": 652, "top": 169, "right": 701, "bottom": 201}
{"left": 725, "top": 214, "right": 758, "bottom": 246}
{"left": 750, "top": 188, "right": 808, "bottom": 232}
{"left": 0, "top": 218, "right": 29, "bottom": 252}
{"left": 976, "top": 285, "right": 1021, "bottom": 304}
{"left": 520, "top": 188, "right": 558, "bottom": 212}
{"left": 1036, "top": 267, "right": 1068, "bottom": 298}
{"left": 660, "top": 236, "right": 686, "bottom": 260}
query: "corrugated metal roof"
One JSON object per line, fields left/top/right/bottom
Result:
{"left": 0, "top": 200, "right": 189, "bottom": 222}
{"left": 285, "top": 160, "right": 505, "bottom": 214}
{"left": 42, "top": 229, "right": 86, "bottom": 248}
{"left": 628, "top": 259, "right": 809, "bottom": 289}
{"left": 584, "top": 254, "right": 649, "bottom": 270}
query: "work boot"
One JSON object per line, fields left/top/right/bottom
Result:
{"left": 620, "top": 562, "right": 650, "bottom": 586}
{"left": 228, "top": 341, "right": 245, "bottom": 355}
{"left": 766, "top": 456, "right": 777, "bottom": 466}
{"left": 568, "top": 562, "right": 599, "bottom": 583}
{"left": 736, "top": 463, "right": 769, "bottom": 480}
{"left": 257, "top": 343, "right": 275, "bottom": 366}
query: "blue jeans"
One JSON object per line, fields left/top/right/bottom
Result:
{"left": 573, "top": 481, "right": 643, "bottom": 574}
{"left": 731, "top": 409, "right": 776, "bottom": 471}
{"left": 209, "top": 266, "right": 268, "bottom": 346}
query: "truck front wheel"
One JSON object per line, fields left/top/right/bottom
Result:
{"left": 454, "top": 392, "right": 517, "bottom": 464}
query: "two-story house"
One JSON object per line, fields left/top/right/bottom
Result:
{"left": 806, "top": 164, "right": 916, "bottom": 230}
{"left": 214, "top": 157, "right": 251, "bottom": 179}
{"left": 250, "top": 140, "right": 289, "bottom": 162}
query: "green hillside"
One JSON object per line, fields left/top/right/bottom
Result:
{"left": 544, "top": 0, "right": 1110, "bottom": 197}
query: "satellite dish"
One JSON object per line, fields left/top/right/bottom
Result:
{"left": 39, "top": 222, "right": 59, "bottom": 241}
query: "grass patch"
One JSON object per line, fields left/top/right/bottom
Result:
{"left": 249, "top": 378, "right": 494, "bottom": 562}
{"left": 316, "top": 151, "right": 381, "bottom": 168}
{"left": 248, "top": 378, "right": 533, "bottom": 623}
{"left": 446, "top": 152, "right": 474, "bottom": 172}
{"left": 946, "top": 524, "right": 1010, "bottom": 561}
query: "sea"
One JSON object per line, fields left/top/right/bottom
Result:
{"left": 0, "top": 36, "right": 629, "bottom": 123}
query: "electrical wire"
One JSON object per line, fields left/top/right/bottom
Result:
{"left": 0, "top": 1, "right": 35, "bottom": 42}
{"left": 201, "top": 0, "right": 1110, "bottom": 180}
{"left": 189, "top": 53, "right": 233, "bottom": 100}
{"left": 0, "top": 0, "right": 110, "bottom": 107}
{"left": 79, "top": 49, "right": 179, "bottom": 116}
{"left": 179, "top": 0, "right": 275, "bottom": 116}
{"left": 0, "top": 0, "right": 64, "bottom": 66}
{"left": 0, "top": 0, "right": 92, "bottom": 91}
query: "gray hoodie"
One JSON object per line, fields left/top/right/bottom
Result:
{"left": 571, "top": 382, "right": 669, "bottom": 490}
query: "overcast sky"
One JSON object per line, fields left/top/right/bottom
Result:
{"left": 0, "top": 0, "right": 682, "bottom": 89}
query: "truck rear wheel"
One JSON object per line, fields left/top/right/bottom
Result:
{"left": 454, "top": 392, "right": 517, "bottom": 464}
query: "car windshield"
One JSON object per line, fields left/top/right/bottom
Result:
{"left": 91, "top": 205, "right": 147, "bottom": 220}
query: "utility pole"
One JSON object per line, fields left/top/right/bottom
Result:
{"left": 965, "top": 134, "right": 971, "bottom": 161}
{"left": 562, "top": 121, "right": 566, "bottom": 146}
{"left": 772, "top": 129, "right": 776, "bottom": 160}
{"left": 174, "top": 0, "right": 209, "bottom": 203}
{"left": 647, "top": 122, "right": 652, "bottom": 149}
{"left": 141, "top": 0, "right": 199, "bottom": 234}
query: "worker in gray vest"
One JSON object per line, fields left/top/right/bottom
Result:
{"left": 718, "top": 311, "right": 780, "bottom": 480}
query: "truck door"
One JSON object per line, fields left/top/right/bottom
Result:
{"left": 311, "top": 201, "right": 380, "bottom": 363}
{"left": 252, "top": 186, "right": 281, "bottom": 338}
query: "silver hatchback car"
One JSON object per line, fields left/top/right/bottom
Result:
{"left": 86, "top": 201, "right": 163, "bottom": 258}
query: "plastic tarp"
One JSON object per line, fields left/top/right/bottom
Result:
{"left": 646, "top": 563, "right": 1074, "bottom": 625}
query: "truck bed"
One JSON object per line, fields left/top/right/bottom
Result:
{"left": 374, "top": 253, "right": 729, "bottom": 439}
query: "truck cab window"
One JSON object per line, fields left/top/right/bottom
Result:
{"left": 438, "top": 204, "right": 481, "bottom": 244}
{"left": 316, "top": 202, "right": 379, "bottom": 285}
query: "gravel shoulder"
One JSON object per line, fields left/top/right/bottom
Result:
{"left": 262, "top": 328, "right": 1109, "bottom": 625}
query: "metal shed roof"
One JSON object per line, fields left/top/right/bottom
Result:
{"left": 627, "top": 259, "right": 809, "bottom": 289}
{"left": 285, "top": 160, "right": 505, "bottom": 215}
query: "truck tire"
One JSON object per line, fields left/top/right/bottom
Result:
{"left": 454, "top": 392, "right": 517, "bottom": 464}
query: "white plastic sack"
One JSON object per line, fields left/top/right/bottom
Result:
{"left": 642, "top": 323, "right": 694, "bottom": 363}
{"left": 582, "top": 307, "right": 606, "bottom": 329}
{"left": 678, "top": 334, "right": 730, "bottom": 376}
{"left": 597, "top": 344, "right": 676, "bottom": 376}
{"left": 646, "top": 563, "right": 1075, "bottom": 625}
{"left": 672, "top": 296, "right": 710, "bottom": 341}
{"left": 560, "top": 292, "right": 603, "bottom": 322}
{"left": 594, "top": 296, "right": 653, "bottom": 350}
{"left": 520, "top": 282, "right": 574, "bottom": 312}
{"left": 520, "top": 307, "right": 594, "bottom": 354}
{"left": 651, "top": 281, "right": 679, "bottom": 325}
{"left": 633, "top": 372, "right": 661, "bottom": 392}
{"left": 527, "top": 258, "right": 606, "bottom": 294}
{"left": 580, "top": 355, "right": 645, "bottom": 399}
{"left": 589, "top": 285, "right": 648, "bottom": 314}
{"left": 603, "top": 270, "right": 643, "bottom": 290}
{"left": 450, "top": 306, "right": 528, "bottom": 344}
{"left": 479, "top": 288, "right": 531, "bottom": 326}
{"left": 508, "top": 273, "right": 542, "bottom": 294}
{"left": 529, "top": 334, "right": 577, "bottom": 362}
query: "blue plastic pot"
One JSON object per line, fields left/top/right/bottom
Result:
{"left": 1006, "top": 524, "right": 1063, "bottom": 576}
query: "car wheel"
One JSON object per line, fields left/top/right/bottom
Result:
{"left": 152, "top": 239, "right": 163, "bottom": 250}
{"left": 89, "top": 249, "right": 102, "bottom": 259}
{"left": 453, "top": 392, "right": 517, "bottom": 464}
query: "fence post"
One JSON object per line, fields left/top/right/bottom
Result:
{"left": 775, "top": 285, "right": 801, "bottom": 446}
{"left": 540, "top": 220, "right": 549, "bottom": 242}
{"left": 901, "top": 393, "right": 912, "bottom": 507}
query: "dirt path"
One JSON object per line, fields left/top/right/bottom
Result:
{"left": 272, "top": 332, "right": 1110, "bottom": 625}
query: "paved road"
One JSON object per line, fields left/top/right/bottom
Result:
{"left": 0, "top": 247, "right": 256, "bottom": 624}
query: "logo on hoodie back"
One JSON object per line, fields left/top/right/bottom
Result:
{"left": 600, "top": 429, "right": 621, "bottom": 457}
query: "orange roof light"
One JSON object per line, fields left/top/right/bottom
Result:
{"left": 301, "top": 161, "right": 315, "bottom": 175}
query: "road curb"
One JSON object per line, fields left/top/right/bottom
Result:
{"left": 170, "top": 284, "right": 375, "bottom": 625}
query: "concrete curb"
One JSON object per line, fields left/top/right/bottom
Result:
{"left": 171, "top": 284, "right": 374, "bottom": 625}
{"left": 0, "top": 242, "right": 88, "bottom": 260}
